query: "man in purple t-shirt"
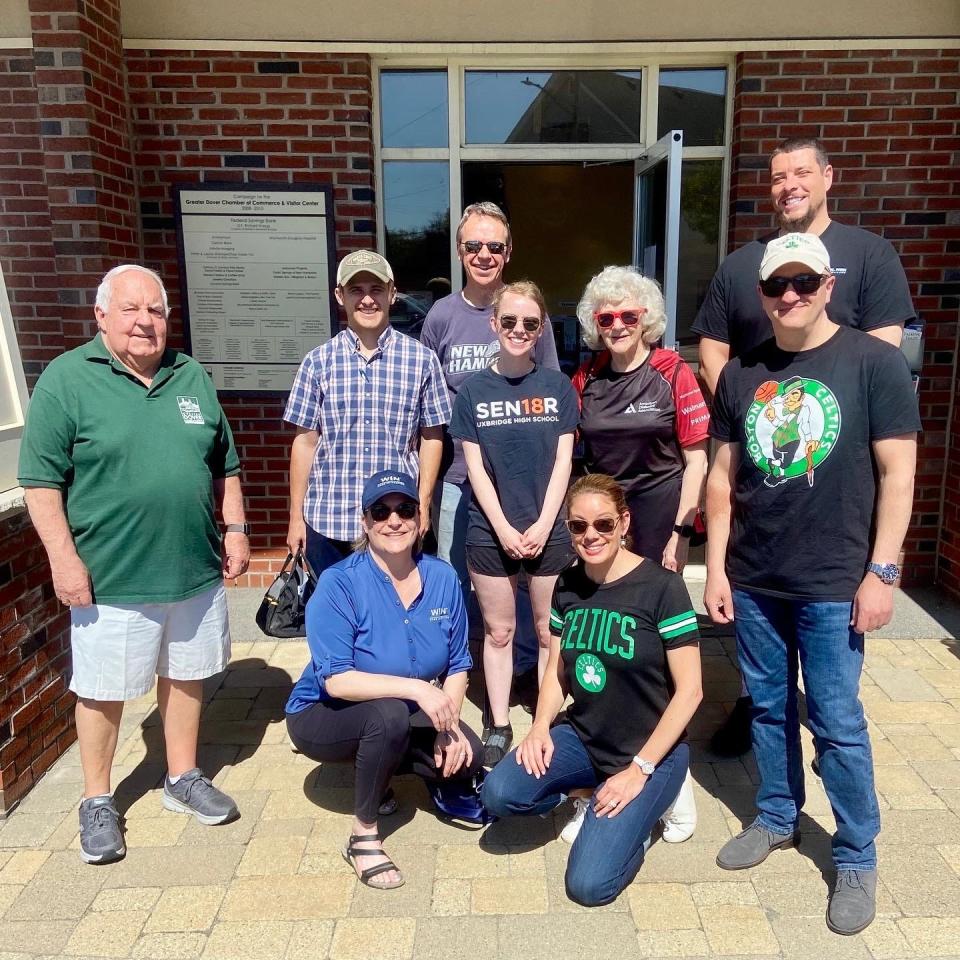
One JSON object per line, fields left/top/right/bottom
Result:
{"left": 421, "top": 202, "right": 559, "bottom": 591}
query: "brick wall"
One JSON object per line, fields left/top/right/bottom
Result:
{"left": 728, "top": 48, "right": 960, "bottom": 588}
{"left": 124, "top": 49, "right": 376, "bottom": 585}
{"left": 0, "top": 510, "right": 73, "bottom": 814}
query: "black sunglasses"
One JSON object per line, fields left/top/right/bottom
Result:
{"left": 462, "top": 240, "right": 508, "bottom": 255}
{"left": 368, "top": 500, "right": 418, "bottom": 523}
{"left": 566, "top": 516, "right": 620, "bottom": 536}
{"left": 499, "top": 315, "right": 542, "bottom": 333}
{"left": 759, "top": 273, "right": 828, "bottom": 297}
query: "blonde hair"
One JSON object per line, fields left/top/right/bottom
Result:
{"left": 493, "top": 280, "right": 547, "bottom": 323}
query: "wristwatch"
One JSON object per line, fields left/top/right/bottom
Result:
{"left": 632, "top": 756, "right": 656, "bottom": 775}
{"left": 866, "top": 561, "right": 900, "bottom": 585}
{"left": 673, "top": 523, "right": 695, "bottom": 538}
{"left": 223, "top": 523, "right": 251, "bottom": 536}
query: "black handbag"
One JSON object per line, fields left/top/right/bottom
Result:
{"left": 255, "top": 550, "right": 316, "bottom": 638}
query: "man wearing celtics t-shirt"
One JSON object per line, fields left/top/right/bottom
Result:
{"left": 695, "top": 136, "right": 915, "bottom": 756}
{"left": 704, "top": 233, "right": 920, "bottom": 935}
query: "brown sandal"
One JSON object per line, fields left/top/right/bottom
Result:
{"left": 341, "top": 832, "right": 405, "bottom": 890}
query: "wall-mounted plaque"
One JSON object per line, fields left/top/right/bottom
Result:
{"left": 174, "top": 183, "right": 337, "bottom": 393}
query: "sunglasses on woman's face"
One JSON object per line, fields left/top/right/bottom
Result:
{"left": 593, "top": 309, "right": 645, "bottom": 329}
{"left": 462, "top": 240, "right": 508, "bottom": 255}
{"left": 566, "top": 516, "right": 620, "bottom": 536}
{"left": 368, "top": 500, "right": 418, "bottom": 523}
{"left": 758, "top": 273, "right": 828, "bottom": 298}
{"left": 499, "top": 315, "right": 542, "bottom": 333}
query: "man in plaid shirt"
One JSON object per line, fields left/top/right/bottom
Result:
{"left": 285, "top": 250, "right": 451, "bottom": 576}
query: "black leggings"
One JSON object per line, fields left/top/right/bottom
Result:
{"left": 286, "top": 697, "right": 484, "bottom": 823}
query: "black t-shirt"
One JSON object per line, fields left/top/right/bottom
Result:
{"left": 575, "top": 349, "right": 709, "bottom": 559}
{"left": 692, "top": 222, "right": 916, "bottom": 357}
{"left": 549, "top": 560, "right": 699, "bottom": 775}
{"left": 449, "top": 364, "right": 579, "bottom": 547}
{"left": 710, "top": 325, "right": 921, "bottom": 601}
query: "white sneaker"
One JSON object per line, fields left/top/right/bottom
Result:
{"left": 560, "top": 797, "right": 590, "bottom": 844}
{"left": 660, "top": 769, "right": 697, "bottom": 843}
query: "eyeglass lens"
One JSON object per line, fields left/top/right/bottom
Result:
{"left": 499, "top": 315, "right": 541, "bottom": 332}
{"left": 567, "top": 517, "right": 619, "bottom": 535}
{"left": 595, "top": 310, "right": 642, "bottom": 329}
{"left": 369, "top": 501, "right": 417, "bottom": 522}
{"left": 462, "top": 240, "right": 507, "bottom": 255}
{"left": 759, "top": 274, "right": 825, "bottom": 297}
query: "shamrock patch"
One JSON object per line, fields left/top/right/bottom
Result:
{"left": 574, "top": 653, "right": 606, "bottom": 693}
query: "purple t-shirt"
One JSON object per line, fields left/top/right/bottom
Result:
{"left": 421, "top": 292, "right": 560, "bottom": 485}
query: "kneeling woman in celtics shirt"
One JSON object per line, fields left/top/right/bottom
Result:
{"left": 449, "top": 280, "right": 579, "bottom": 767}
{"left": 481, "top": 474, "right": 703, "bottom": 907}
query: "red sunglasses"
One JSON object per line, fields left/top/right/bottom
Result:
{"left": 593, "top": 308, "right": 647, "bottom": 329}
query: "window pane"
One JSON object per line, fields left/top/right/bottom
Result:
{"left": 465, "top": 70, "right": 642, "bottom": 144}
{"left": 677, "top": 158, "right": 723, "bottom": 343}
{"left": 658, "top": 68, "right": 726, "bottom": 147}
{"left": 383, "top": 162, "right": 451, "bottom": 315}
{"left": 380, "top": 70, "right": 448, "bottom": 148}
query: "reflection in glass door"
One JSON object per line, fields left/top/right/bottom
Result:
{"left": 634, "top": 130, "right": 683, "bottom": 349}
{"left": 462, "top": 160, "right": 634, "bottom": 370}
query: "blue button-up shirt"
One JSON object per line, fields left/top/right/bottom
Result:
{"left": 284, "top": 326, "right": 451, "bottom": 541}
{"left": 285, "top": 551, "right": 471, "bottom": 714}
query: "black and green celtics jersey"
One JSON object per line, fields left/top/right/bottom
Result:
{"left": 549, "top": 560, "right": 699, "bottom": 775}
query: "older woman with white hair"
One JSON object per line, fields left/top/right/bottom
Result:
{"left": 573, "top": 266, "right": 709, "bottom": 572}
{"left": 570, "top": 266, "right": 708, "bottom": 843}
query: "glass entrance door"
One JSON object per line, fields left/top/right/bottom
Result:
{"left": 634, "top": 130, "right": 683, "bottom": 349}
{"left": 462, "top": 159, "right": 634, "bottom": 370}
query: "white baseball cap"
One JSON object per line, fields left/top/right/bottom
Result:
{"left": 759, "top": 233, "right": 832, "bottom": 281}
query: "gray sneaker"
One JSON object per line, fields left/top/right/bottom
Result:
{"left": 716, "top": 820, "right": 799, "bottom": 870}
{"left": 827, "top": 868, "right": 877, "bottom": 935}
{"left": 78, "top": 795, "right": 126, "bottom": 865}
{"left": 163, "top": 769, "right": 239, "bottom": 825}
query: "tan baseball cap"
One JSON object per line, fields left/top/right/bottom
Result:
{"left": 336, "top": 250, "right": 394, "bottom": 286}
{"left": 759, "top": 233, "right": 832, "bottom": 280}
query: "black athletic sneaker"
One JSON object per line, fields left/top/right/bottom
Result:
{"left": 482, "top": 724, "right": 513, "bottom": 768}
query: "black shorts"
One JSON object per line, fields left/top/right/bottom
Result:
{"left": 466, "top": 539, "right": 574, "bottom": 578}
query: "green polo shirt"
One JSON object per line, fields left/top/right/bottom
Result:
{"left": 18, "top": 335, "right": 240, "bottom": 604}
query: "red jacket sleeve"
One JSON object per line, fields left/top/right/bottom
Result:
{"left": 571, "top": 352, "right": 610, "bottom": 412}
{"left": 650, "top": 349, "right": 710, "bottom": 447}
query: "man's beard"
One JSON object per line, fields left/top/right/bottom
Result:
{"left": 777, "top": 199, "right": 823, "bottom": 234}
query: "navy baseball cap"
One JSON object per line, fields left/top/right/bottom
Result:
{"left": 361, "top": 470, "right": 420, "bottom": 512}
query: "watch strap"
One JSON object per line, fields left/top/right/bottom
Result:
{"left": 631, "top": 755, "right": 656, "bottom": 775}
{"left": 673, "top": 523, "right": 695, "bottom": 538}
{"left": 224, "top": 523, "right": 250, "bottom": 535}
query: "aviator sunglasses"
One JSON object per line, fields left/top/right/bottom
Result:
{"left": 499, "top": 315, "right": 542, "bottom": 333}
{"left": 759, "top": 273, "right": 828, "bottom": 297}
{"left": 593, "top": 308, "right": 646, "bottom": 329}
{"left": 368, "top": 500, "right": 418, "bottom": 523}
{"left": 566, "top": 516, "right": 620, "bottom": 536}
{"left": 462, "top": 240, "right": 508, "bottom": 255}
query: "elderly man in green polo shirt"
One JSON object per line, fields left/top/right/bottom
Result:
{"left": 18, "top": 264, "right": 250, "bottom": 865}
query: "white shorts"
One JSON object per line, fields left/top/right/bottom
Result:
{"left": 69, "top": 583, "right": 230, "bottom": 701}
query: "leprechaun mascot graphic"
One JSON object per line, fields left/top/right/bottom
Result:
{"left": 744, "top": 376, "right": 841, "bottom": 488}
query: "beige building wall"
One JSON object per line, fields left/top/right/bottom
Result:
{"left": 3, "top": 0, "right": 956, "bottom": 45}
{"left": 121, "top": 0, "right": 959, "bottom": 43}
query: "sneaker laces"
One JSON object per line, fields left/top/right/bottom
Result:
{"left": 176, "top": 772, "right": 216, "bottom": 804}
{"left": 85, "top": 802, "right": 121, "bottom": 833}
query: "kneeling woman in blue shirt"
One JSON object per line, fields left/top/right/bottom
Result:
{"left": 286, "top": 471, "right": 482, "bottom": 890}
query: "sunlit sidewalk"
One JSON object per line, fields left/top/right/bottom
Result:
{"left": 0, "top": 586, "right": 956, "bottom": 959}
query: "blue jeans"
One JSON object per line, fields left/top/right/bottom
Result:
{"left": 732, "top": 588, "right": 880, "bottom": 871}
{"left": 434, "top": 480, "right": 538, "bottom": 672}
{"left": 481, "top": 724, "right": 688, "bottom": 905}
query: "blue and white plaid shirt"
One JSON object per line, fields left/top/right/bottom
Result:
{"left": 284, "top": 326, "right": 451, "bottom": 540}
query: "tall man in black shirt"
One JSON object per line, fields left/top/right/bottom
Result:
{"left": 704, "top": 232, "right": 920, "bottom": 936}
{"left": 694, "top": 136, "right": 916, "bottom": 755}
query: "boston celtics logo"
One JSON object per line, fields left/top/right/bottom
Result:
{"left": 744, "top": 376, "right": 841, "bottom": 488}
{"left": 574, "top": 653, "right": 606, "bottom": 693}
